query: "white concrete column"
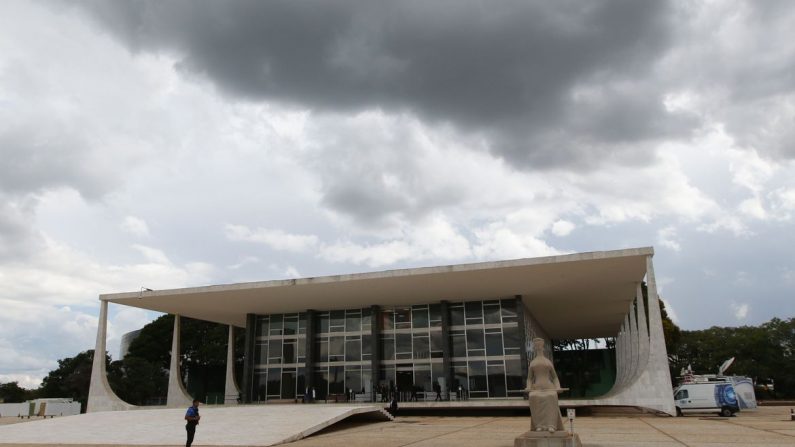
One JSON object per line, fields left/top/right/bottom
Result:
{"left": 643, "top": 255, "right": 675, "bottom": 412}
{"left": 167, "top": 314, "right": 194, "bottom": 407}
{"left": 620, "top": 314, "right": 631, "bottom": 387}
{"left": 615, "top": 319, "right": 627, "bottom": 388}
{"left": 561, "top": 253, "right": 676, "bottom": 415}
{"left": 636, "top": 283, "right": 650, "bottom": 369}
{"left": 628, "top": 299, "right": 640, "bottom": 384}
{"left": 87, "top": 300, "right": 134, "bottom": 412}
{"left": 224, "top": 325, "right": 240, "bottom": 404}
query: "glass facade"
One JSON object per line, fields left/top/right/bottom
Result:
{"left": 250, "top": 298, "right": 526, "bottom": 401}
{"left": 251, "top": 312, "right": 307, "bottom": 401}
{"left": 378, "top": 304, "right": 444, "bottom": 401}
{"left": 448, "top": 299, "right": 524, "bottom": 398}
{"left": 313, "top": 308, "right": 372, "bottom": 400}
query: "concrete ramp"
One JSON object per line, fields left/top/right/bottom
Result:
{"left": 0, "top": 404, "right": 392, "bottom": 446}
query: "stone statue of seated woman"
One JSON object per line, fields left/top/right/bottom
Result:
{"left": 525, "top": 337, "right": 566, "bottom": 432}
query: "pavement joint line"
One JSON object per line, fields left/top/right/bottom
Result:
{"left": 638, "top": 417, "right": 690, "bottom": 447}
{"left": 723, "top": 417, "right": 795, "bottom": 438}
{"left": 395, "top": 417, "right": 498, "bottom": 447}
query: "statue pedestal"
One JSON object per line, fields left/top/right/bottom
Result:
{"left": 514, "top": 430, "right": 582, "bottom": 447}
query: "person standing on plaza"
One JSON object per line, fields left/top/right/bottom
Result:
{"left": 184, "top": 399, "right": 201, "bottom": 447}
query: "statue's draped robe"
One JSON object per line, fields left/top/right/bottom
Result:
{"left": 527, "top": 355, "right": 565, "bottom": 432}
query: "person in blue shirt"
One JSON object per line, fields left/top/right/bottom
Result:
{"left": 184, "top": 399, "right": 201, "bottom": 447}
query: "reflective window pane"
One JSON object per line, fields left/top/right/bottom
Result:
{"left": 283, "top": 342, "right": 296, "bottom": 364}
{"left": 396, "top": 333, "right": 412, "bottom": 354}
{"left": 412, "top": 307, "right": 429, "bottom": 328}
{"left": 314, "top": 368, "right": 329, "bottom": 400}
{"left": 346, "top": 368, "right": 362, "bottom": 394}
{"left": 486, "top": 332, "right": 504, "bottom": 356}
{"left": 429, "top": 304, "right": 442, "bottom": 327}
{"left": 329, "top": 336, "right": 344, "bottom": 360}
{"left": 298, "top": 313, "right": 306, "bottom": 334}
{"left": 281, "top": 371, "right": 296, "bottom": 398}
{"left": 254, "top": 370, "right": 267, "bottom": 400}
{"left": 381, "top": 336, "right": 395, "bottom": 360}
{"left": 284, "top": 316, "right": 297, "bottom": 336}
{"left": 257, "top": 318, "right": 269, "bottom": 338}
{"left": 267, "top": 367, "right": 281, "bottom": 396}
{"left": 430, "top": 330, "right": 444, "bottom": 353}
{"left": 362, "top": 334, "right": 372, "bottom": 355}
{"left": 380, "top": 311, "right": 394, "bottom": 331}
{"left": 465, "top": 301, "right": 482, "bottom": 318}
{"left": 268, "top": 339, "right": 282, "bottom": 363}
{"left": 466, "top": 328, "right": 485, "bottom": 351}
{"left": 487, "top": 364, "right": 507, "bottom": 397}
{"left": 414, "top": 367, "right": 432, "bottom": 393}
{"left": 484, "top": 305, "right": 501, "bottom": 325}
{"left": 394, "top": 308, "right": 411, "bottom": 329}
{"left": 330, "top": 311, "right": 345, "bottom": 332}
{"left": 270, "top": 314, "right": 283, "bottom": 335}
{"left": 468, "top": 361, "right": 487, "bottom": 392}
{"left": 346, "top": 313, "right": 361, "bottom": 332}
{"left": 257, "top": 342, "right": 268, "bottom": 364}
{"left": 501, "top": 299, "right": 518, "bottom": 323}
{"left": 319, "top": 314, "right": 330, "bottom": 334}
{"left": 345, "top": 338, "right": 361, "bottom": 362}
{"left": 297, "top": 339, "right": 306, "bottom": 361}
{"left": 413, "top": 335, "right": 430, "bottom": 359}
{"left": 452, "top": 363, "right": 468, "bottom": 396}
{"left": 329, "top": 365, "right": 345, "bottom": 394}
{"left": 452, "top": 334, "right": 466, "bottom": 358}
{"left": 502, "top": 325, "right": 521, "bottom": 351}
{"left": 450, "top": 305, "right": 465, "bottom": 326}
{"left": 505, "top": 358, "right": 524, "bottom": 391}
{"left": 317, "top": 339, "right": 329, "bottom": 362}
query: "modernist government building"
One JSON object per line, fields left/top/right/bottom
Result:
{"left": 88, "top": 247, "right": 676, "bottom": 415}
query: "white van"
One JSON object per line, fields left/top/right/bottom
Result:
{"left": 674, "top": 382, "right": 740, "bottom": 417}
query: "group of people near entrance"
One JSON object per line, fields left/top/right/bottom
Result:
{"left": 377, "top": 381, "right": 445, "bottom": 402}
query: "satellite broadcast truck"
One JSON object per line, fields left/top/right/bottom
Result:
{"left": 673, "top": 357, "right": 756, "bottom": 417}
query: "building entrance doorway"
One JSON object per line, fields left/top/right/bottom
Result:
{"left": 281, "top": 371, "right": 296, "bottom": 399}
{"left": 397, "top": 370, "right": 413, "bottom": 401}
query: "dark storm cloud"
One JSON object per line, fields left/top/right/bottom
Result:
{"left": 74, "top": 0, "right": 692, "bottom": 169}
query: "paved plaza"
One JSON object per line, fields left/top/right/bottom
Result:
{"left": 0, "top": 405, "right": 793, "bottom": 446}
{"left": 0, "top": 404, "right": 391, "bottom": 446}
{"left": 286, "top": 406, "right": 795, "bottom": 447}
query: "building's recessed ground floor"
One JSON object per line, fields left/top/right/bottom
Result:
{"left": 87, "top": 246, "right": 677, "bottom": 415}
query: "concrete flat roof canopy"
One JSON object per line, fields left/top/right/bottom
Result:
{"left": 101, "top": 247, "right": 653, "bottom": 340}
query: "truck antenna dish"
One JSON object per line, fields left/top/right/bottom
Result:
{"left": 718, "top": 357, "right": 735, "bottom": 376}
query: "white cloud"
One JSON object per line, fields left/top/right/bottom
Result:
{"left": 550, "top": 220, "right": 575, "bottom": 237}
{"left": 728, "top": 148, "right": 776, "bottom": 194}
{"left": 120, "top": 216, "right": 150, "bottom": 237}
{"left": 657, "top": 226, "right": 681, "bottom": 252}
{"left": 738, "top": 197, "right": 768, "bottom": 219}
{"left": 227, "top": 256, "right": 261, "bottom": 270}
{"left": 731, "top": 302, "right": 749, "bottom": 321}
{"left": 319, "top": 216, "right": 473, "bottom": 267}
{"left": 225, "top": 224, "right": 319, "bottom": 253}
{"left": 283, "top": 265, "right": 301, "bottom": 278}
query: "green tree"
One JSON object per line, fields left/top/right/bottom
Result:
{"left": 670, "top": 317, "right": 795, "bottom": 398}
{"left": 108, "top": 356, "right": 167, "bottom": 406}
{"left": 38, "top": 350, "right": 100, "bottom": 412}
{"left": 110, "top": 314, "right": 244, "bottom": 404}
{"left": 0, "top": 381, "right": 35, "bottom": 403}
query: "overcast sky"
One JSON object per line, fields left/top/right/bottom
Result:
{"left": 1, "top": 0, "right": 794, "bottom": 388}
